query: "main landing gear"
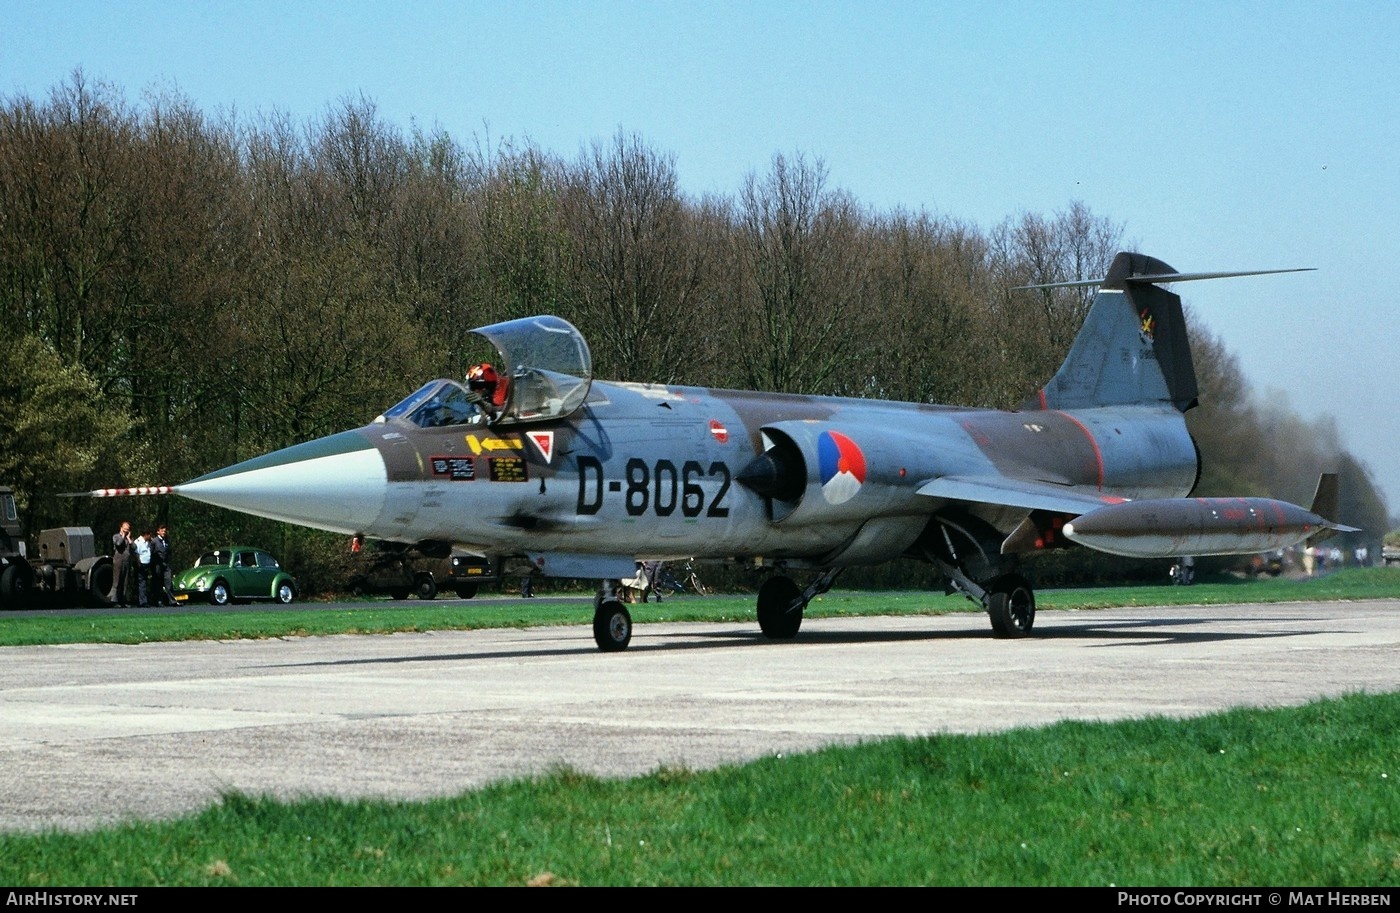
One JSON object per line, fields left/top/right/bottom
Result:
{"left": 922, "top": 514, "right": 1036, "bottom": 638}
{"left": 756, "top": 576, "right": 802, "bottom": 639}
{"left": 584, "top": 536, "right": 1036, "bottom": 651}
{"left": 982, "top": 573, "right": 1036, "bottom": 638}
{"left": 590, "top": 568, "right": 843, "bottom": 651}
{"left": 756, "top": 567, "right": 842, "bottom": 641}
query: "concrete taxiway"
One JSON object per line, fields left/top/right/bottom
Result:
{"left": 2, "top": 600, "right": 1397, "bottom": 832}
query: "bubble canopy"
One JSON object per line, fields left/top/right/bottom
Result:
{"left": 377, "top": 315, "right": 593, "bottom": 429}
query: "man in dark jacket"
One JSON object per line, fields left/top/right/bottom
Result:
{"left": 151, "top": 525, "right": 172, "bottom": 606}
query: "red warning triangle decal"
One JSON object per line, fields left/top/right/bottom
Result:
{"left": 526, "top": 430, "right": 555, "bottom": 463}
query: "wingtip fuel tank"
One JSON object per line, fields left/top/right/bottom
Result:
{"left": 1061, "top": 496, "right": 1356, "bottom": 559}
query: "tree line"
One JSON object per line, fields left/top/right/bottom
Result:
{"left": 0, "top": 73, "right": 1386, "bottom": 590}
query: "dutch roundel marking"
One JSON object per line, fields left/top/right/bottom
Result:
{"left": 527, "top": 430, "right": 555, "bottom": 463}
{"left": 818, "top": 431, "right": 866, "bottom": 504}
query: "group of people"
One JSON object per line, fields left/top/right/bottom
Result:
{"left": 108, "top": 520, "right": 173, "bottom": 608}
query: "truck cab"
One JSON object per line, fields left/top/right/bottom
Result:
{"left": 0, "top": 487, "right": 31, "bottom": 605}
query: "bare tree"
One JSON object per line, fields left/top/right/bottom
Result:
{"left": 558, "top": 131, "right": 712, "bottom": 382}
{"left": 863, "top": 210, "right": 991, "bottom": 405}
{"left": 987, "top": 202, "right": 1124, "bottom": 401}
{"left": 728, "top": 152, "right": 872, "bottom": 394}
{"left": 388, "top": 125, "right": 475, "bottom": 328}
{"left": 460, "top": 139, "right": 572, "bottom": 338}
{"left": 0, "top": 72, "right": 141, "bottom": 375}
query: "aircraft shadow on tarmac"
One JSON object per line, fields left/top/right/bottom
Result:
{"left": 270, "top": 614, "right": 1333, "bottom": 669}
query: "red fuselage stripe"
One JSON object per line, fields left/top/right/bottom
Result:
{"left": 1053, "top": 411, "right": 1105, "bottom": 490}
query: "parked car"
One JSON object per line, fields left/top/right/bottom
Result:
{"left": 346, "top": 547, "right": 498, "bottom": 600}
{"left": 173, "top": 546, "right": 297, "bottom": 606}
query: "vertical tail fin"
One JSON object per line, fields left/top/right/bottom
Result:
{"left": 1025, "top": 253, "right": 1311, "bottom": 413}
{"left": 1028, "top": 252, "right": 1199, "bottom": 413}
{"left": 1306, "top": 472, "right": 1362, "bottom": 542}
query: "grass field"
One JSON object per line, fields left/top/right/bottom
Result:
{"left": 3, "top": 568, "right": 1397, "bottom": 885}
{"left": 4, "top": 567, "right": 1399, "bottom": 647}
{"left": 0, "top": 694, "right": 1395, "bottom": 886}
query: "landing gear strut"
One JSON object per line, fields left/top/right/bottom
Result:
{"left": 939, "top": 560, "right": 1037, "bottom": 638}
{"left": 925, "top": 515, "right": 1037, "bottom": 639}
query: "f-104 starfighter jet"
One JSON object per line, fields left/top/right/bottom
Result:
{"left": 95, "top": 251, "right": 1351, "bottom": 650}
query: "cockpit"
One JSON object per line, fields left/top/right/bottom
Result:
{"left": 376, "top": 315, "right": 593, "bottom": 429}
{"left": 378, "top": 379, "right": 488, "bottom": 428}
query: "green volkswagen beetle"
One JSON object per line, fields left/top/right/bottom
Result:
{"left": 173, "top": 546, "right": 297, "bottom": 606}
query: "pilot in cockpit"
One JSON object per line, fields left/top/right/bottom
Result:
{"left": 466, "top": 363, "right": 509, "bottom": 417}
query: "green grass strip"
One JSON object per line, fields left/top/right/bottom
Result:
{"left": 2, "top": 693, "right": 1396, "bottom": 886}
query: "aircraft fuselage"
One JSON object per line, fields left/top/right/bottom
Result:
{"left": 178, "top": 379, "right": 1200, "bottom": 572}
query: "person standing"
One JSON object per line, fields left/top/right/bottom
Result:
{"left": 133, "top": 531, "right": 153, "bottom": 608}
{"left": 109, "top": 521, "right": 134, "bottom": 607}
{"left": 643, "top": 560, "right": 664, "bottom": 602}
{"left": 151, "top": 525, "right": 172, "bottom": 606}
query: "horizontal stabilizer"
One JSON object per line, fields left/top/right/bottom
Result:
{"left": 1015, "top": 267, "right": 1314, "bottom": 291}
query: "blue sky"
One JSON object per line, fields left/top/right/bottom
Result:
{"left": 6, "top": 0, "right": 1399, "bottom": 515}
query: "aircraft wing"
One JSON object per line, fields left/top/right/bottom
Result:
{"left": 916, "top": 475, "right": 1123, "bottom": 515}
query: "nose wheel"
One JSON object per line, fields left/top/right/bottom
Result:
{"left": 593, "top": 596, "right": 633, "bottom": 651}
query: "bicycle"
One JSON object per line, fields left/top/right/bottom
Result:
{"left": 653, "top": 561, "right": 707, "bottom": 598}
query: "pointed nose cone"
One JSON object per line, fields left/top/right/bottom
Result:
{"left": 176, "top": 430, "right": 387, "bottom": 534}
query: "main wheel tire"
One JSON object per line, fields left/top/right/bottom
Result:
{"left": 275, "top": 582, "right": 295, "bottom": 605}
{"left": 414, "top": 574, "right": 437, "bottom": 600}
{"left": 987, "top": 573, "right": 1035, "bottom": 638}
{"left": 454, "top": 583, "right": 478, "bottom": 599}
{"left": 210, "top": 580, "right": 231, "bottom": 607}
{"left": 593, "top": 598, "right": 632, "bottom": 651}
{"left": 757, "top": 575, "right": 803, "bottom": 639}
